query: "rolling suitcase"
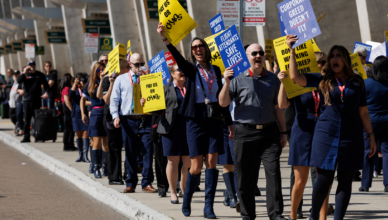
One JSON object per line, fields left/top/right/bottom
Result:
{"left": 33, "top": 100, "right": 57, "bottom": 142}
{"left": 1, "top": 102, "right": 9, "bottom": 119}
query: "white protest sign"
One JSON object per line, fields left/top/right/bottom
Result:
{"left": 368, "top": 42, "right": 387, "bottom": 63}
{"left": 243, "top": 0, "right": 265, "bottom": 26}
{"left": 25, "top": 44, "right": 35, "bottom": 59}
{"left": 217, "top": 0, "right": 239, "bottom": 27}
{"left": 84, "top": 33, "right": 99, "bottom": 53}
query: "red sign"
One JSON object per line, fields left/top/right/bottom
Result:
{"left": 164, "top": 52, "right": 176, "bottom": 66}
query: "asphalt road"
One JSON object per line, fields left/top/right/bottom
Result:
{"left": 0, "top": 141, "right": 129, "bottom": 220}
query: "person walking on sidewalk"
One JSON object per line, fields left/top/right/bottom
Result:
{"left": 60, "top": 73, "right": 76, "bottom": 151}
{"left": 69, "top": 73, "right": 90, "bottom": 162}
{"left": 43, "top": 61, "right": 58, "bottom": 109}
{"left": 219, "top": 44, "right": 287, "bottom": 220}
{"left": 17, "top": 60, "right": 49, "bottom": 143}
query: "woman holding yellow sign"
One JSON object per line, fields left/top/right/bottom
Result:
{"left": 157, "top": 23, "right": 232, "bottom": 219}
{"left": 287, "top": 35, "right": 376, "bottom": 220}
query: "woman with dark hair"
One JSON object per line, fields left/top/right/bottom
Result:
{"left": 287, "top": 34, "right": 376, "bottom": 220}
{"left": 80, "top": 62, "right": 108, "bottom": 179}
{"left": 69, "top": 72, "right": 90, "bottom": 162}
{"left": 359, "top": 56, "right": 388, "bottom": 193}
{"left": 60, "top": 73, "right": 75, "bottom": 151}
{"left": 157, "top": 23, "right": 232, "bottom": 218}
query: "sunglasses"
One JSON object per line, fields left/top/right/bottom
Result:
{"left": 317, "top": 60, "right": 326, "bottom": 66}
{"left": 174, "top": 68, "right": 181, "bottom": 72}
{"left": 191, "top": 44, "right": 205, "bottom": 50}
{"left": 248, "top": 51, "right": 265, "bottom": 57}
{"left": 97, "top": 68, "right": 105, "bottom": 73}
{"left": 132, "top": 62, "right": 145, "bottom": 67}
{"left": 45, "top": 65, "right": 51, "bottom": 67}
{"left": 101, "top": 59, "right": 108, "bottom": 62}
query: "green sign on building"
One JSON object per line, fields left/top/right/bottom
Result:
{"left": 48, "top": 38, "right": 67, "bottom": 44}
{"left": 47, "top": 31, "right": 66, "bottom": 37}
{"left": 12, "top": 42, "right": 23, "bottom": 51}
{"left": 5, "top": 45, "right": 15, "bottom": 53}
{"left": 84, "top": 19, "right": 110, "bottom": 27}
{"left": 0, "top": 47, "right": 5, "bottom": 55}
{"left": 100, "top": 37, "right": 113, "bottom": 51}
{"left": 36, "top": 46, "right": 45, "bottom": 55}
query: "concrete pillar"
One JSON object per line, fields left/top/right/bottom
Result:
{"left": 61, "top": 5, "right": 91, "bottom": 75}
{"left": 7, "top": 37, "right": 20, "bottom": 71}
{"left": 33, "top": 20, "right": 53, "bottom": 72}
{"left": 107, "top": 0, "right": 146, "bottom": 59}
{"left": 0, "top": 38, "right": 10, "bottom": 77}
{"left": 255, "top": 26, "right": 265, "bottom": 48}
{"left": 355, "top": 0, "right": 371, "bottom": 43}
{"left": 14, "top": 33, "right": 28, "bottom": 71}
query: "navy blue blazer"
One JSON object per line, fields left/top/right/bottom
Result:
{"left": 166, "top": 44, "right": 232, "bottom": 125}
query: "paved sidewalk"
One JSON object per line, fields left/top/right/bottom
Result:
{"left": 0, "top": 119, "right": 387, "bottom": 220}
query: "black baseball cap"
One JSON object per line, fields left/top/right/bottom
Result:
{"left": 14, "top": 70, "right": 20, "bottom": 75}
{"left": 27, "top": 60, "right": 36, "bottom": 66}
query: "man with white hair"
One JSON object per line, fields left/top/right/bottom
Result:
{"left": 110, "top": 53, "right": 157, "bottom": 193}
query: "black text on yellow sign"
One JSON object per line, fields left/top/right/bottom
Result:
{"left": 158, "top": 0, "right": 197, "bottom": 46}
{"left": 140, "top": 72, "right": 166, "bottom": 113}
{"left": 274, "top": 36, "right": 320, "bottom": 98}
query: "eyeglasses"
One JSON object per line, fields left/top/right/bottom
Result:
{"left": 97, "top": 68, "right": 105, "bottom": 73}
{"left": 174, "top": 68, "right": 181, "bottom": 72}
{"left": 191, "top": 44, "right": 205, "bottom": 50}
{"left": 247, "top": 51, "right": 265, "bottom": 57}
{"left": 132, "top": 62, "right": 145, "bottom": 67}
{"left": 45, "top": 65, "right": 51, "bottom": 67}
{"left": 101, "top": 59, "right": 108, "bottom": 62}
{"left": 317, "top": 60, "right": 326, "bottom": 66}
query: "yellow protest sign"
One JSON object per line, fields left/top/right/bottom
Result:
{"left": 274, "top": 36, "right": 320, "bottom": 98}
{"left": 350, "top": 53, "right": 368, "bottom": 80}
{"left": 311, "top": 38, "right": 321, "bottom": 52}
{"left": 127, "top": 40, "right": 132, "bottom": 56}
{"left": 140, "top": 72, "right": 166, "bottom": 113}
{"left": 265, "top": 39, "right": 274, "bottom": 62}
{"left": 158, "top": 0, "right": 198, "bottom": 46}
{"left": 204, "top": 31, "right": 225, "bottom": 74}
{"left": 108, "top": 43, "right": 126, "bottom": 76}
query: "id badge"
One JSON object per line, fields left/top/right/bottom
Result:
{"left": 205, "top": 98, "right": 210, "bottom": 104}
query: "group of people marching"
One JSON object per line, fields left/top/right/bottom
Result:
{"left": 3, "top": 23, "right": 387, "bottom": 220}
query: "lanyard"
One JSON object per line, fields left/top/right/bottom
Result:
{"left": 198, "top": 65, "right": 214, "bottom": 95}
{"left": 174, "top": 82, "right": 186, "bottom": 98}
{"left": 128, "top": 73, "right": 140, "bottom": 86}
{"left": 311, "top": 90, "right": 320, "bottom": 118}
{"left": 78, "top": 87, "right": 82, "bottom": 97}
{"left": 248, "top": 69, "right": 266, "bottom": 77}
{"left": 335, "top": 77, "right": 346, "bottom": 103}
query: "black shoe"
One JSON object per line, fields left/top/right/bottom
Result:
{"left": 236, "top": 202, "right": 241, "bottom": 213}
{"left": 68, "top": 146, "right": 78, "bottom": 151}
{"left": 275, "top": 216, "right": 288, "bottom": 220}
{"left": 109, "top": 180, "right": 124, "bottom": 185}
{"left": 254, "top": 186, "right": 261, "bottom": 196}
{"left": 20, "top": 136, "right": 31, "bottom": 143}
{"left": 384, "top": 185, "right": 388, "bottom": 192}
{"left": 359, "top": 186, "right": 369, "bottom": 192}
{"left": 327, "top": 204, "right": 334, "bottom": 215}
{"left": 195, "top": 185, "right": 201, "bottom": 192}
{"left": 297, "top": 209, "right": 303, "bottom": 219}
{"left": 158, "top": 192, "right": 167, "bottom": 197}
{"left": 102, "top": 164, "right": 108, "bottom": 177}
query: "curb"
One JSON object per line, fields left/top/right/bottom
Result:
{"left": 0, "top": 131, "right": 171, "bottom": 220}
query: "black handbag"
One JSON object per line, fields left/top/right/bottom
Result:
{"left": 196, "top": 68, "right": 224, "bottom": 121}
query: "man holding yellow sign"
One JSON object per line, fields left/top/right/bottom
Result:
{"left": 110, "top": 53, "right": 158, "bottom": 194}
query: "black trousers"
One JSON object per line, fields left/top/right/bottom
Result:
{"left": 23, "top": 100, "right": 40, "bottom": 138}
{"left": 9, "top": 107, "right": 17, "bottom": 125}
{"left": 63, "top": 104, "right": 74, "bottom": 148}
{"left": 103, "top": 114, "right": 123, "bottom": 181}
{"left": 234, "top": 123, "right": 284, "bottom": 220}
{"left": 153, "top": 136, "right": 169, "bottom": 194}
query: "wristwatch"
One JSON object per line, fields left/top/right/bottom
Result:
{"left": 365, "top": 132, "right": 374, "bottom": 139}
{"left": 280, "top": 131, "right": 287, "bottom": 135}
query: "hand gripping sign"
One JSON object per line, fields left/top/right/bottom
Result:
{"left": 274, "top": 35, "right": 320, "bottom": 98}
{"left": 278, "top": 0, "right": 321, "bottom": 49}
{"left": 148, "top": 50, "right": 171, "bottom": 85}
{"left": 158, "top": 0, "right": 198, "bottom": 46}
{"left": 140, "top": 72, "right": 166, "bottom": 113}
{"left": 204, "top": 31, "right": 226, "bottom": 75}
{"left": 214, "top": 25, "right": 250, "bottom": 78}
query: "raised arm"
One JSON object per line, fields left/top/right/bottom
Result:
{"left": 103, "top": 77, "right": 115, "bottom": 104}
{"left": 277, "top": 71, "right": 290, "bottom": 109}
{"left": 287, "top": 35, "right": 307, "bottom": 87}
{"left": 219, "top": 68, "right": 234, "bottom": 107}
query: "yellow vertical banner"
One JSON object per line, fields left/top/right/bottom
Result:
{"left": 158, "top": 0, "right": 198, "bottom": 46}
{"left": 350, "top": 53, "right": 368, "bottom": 80}
{"left": 127, "top": 40, "right": 132, "bottom": 56}
{"left": 265, "top": 39, "right": 274, "bottom": 62}
{"left": 274, "top": 36, "right": 320, "bottom": 98}
{"left": 311, "top": 38, "right": 321, "bottom": 52}
{"left": 108, "top": 43, "right": 126, "bottom": 76}
{"left": 204, "top": 31, "right": 225, "bottom": 74}
{"left": 133, "top": 84, "right": 144, "bottom": 114}
{"left": 140, "top": 72, "right": 166, "bottom": 113}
